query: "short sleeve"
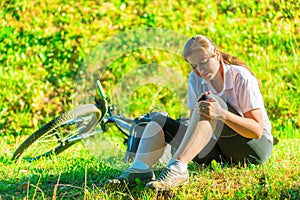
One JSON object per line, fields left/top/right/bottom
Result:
{"left": 236, "top": 73, "right": 264, "bottom": 114}
{"left": 187, "top": 72, "right": 199, "bottom": 109}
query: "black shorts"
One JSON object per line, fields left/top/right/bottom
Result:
{"left": 151, "top": 94, "right": 273, "bottom": 165}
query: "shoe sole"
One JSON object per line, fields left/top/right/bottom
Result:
{"left": 146, "top": 179, "right": 189, "bottom": 191}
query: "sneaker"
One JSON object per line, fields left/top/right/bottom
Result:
{"left": 145, "top": 166, "right": 189, "bottom": 191}
{"left": 104, "top": 167, "right": 155, "bottom": 187}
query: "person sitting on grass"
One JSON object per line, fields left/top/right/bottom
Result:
{"left": 105, "top": 35, "right": 273, "bottom": 191}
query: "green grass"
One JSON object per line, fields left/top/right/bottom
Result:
{"left": 0, "top": 0, "right": 299, "bottom": 199}
{"left": 0, "top": 136, "right": 299, "bottom": 199}
{"left": 1, "top": 0, "right": 299, "bottom": 138}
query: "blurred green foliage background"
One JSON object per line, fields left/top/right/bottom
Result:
{"left": 0, "top": 0, "right": 299, "bottom": 138}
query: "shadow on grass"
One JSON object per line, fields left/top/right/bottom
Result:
{"left": 1, "top": 157, "right": 299, "bottom": 199}
{"left": 0, "top": 162, "right": 162, "bottom": 199}
{"left": 0, "top": 162, "right": 185, "bottom": 199}
{"left": 280, "top": 187, "right": 300, "bottom": 200}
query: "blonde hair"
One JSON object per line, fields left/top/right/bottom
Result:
{"left": 183, "top": 35, "right": 258, "bottom": 79}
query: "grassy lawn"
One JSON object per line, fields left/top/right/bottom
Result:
{"left": 1, "top": 0, "right": 299, "bottom": 199}
{"left": 0, "top": 136, "right": 299, "bottom": 199}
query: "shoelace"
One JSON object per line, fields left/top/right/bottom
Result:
{"left": 157, "top": 168, "right": 172, "bottom": 181}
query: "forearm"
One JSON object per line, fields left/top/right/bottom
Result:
{"left": 224, "top": 111, "right": 263, "bottom": 139}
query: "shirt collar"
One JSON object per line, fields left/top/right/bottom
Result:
{"left": 200, "top": 61, "right": 234, "bottom": 90}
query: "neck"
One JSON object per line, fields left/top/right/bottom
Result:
{"left": 210, "top": 62, "right": 224, "bottom": 93}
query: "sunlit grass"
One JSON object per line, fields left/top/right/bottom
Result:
{"left": 1, "top": 136, "right": 299, "bottom": 199}
{"left": 1, "top": 0, "right": 299, "bottom": 199}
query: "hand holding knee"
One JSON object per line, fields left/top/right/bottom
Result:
{"left": 197, "top": 98, "right": 226, "bottom": 121}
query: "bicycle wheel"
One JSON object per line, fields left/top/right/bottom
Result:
{"left": 12, "top": 104, "right": 102, "bottom": 161}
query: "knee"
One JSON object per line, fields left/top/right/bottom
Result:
{"left": 142, "top": 121, "right": 164, "bottom": 138}
{"left": 206, "top": 94, "right": 227, "bottom": 110}
{"left": 147, "top": 121, "right": 161, "bottom": 129}
{"left": 150, "top": 113, "right": 168, "bottom": 128}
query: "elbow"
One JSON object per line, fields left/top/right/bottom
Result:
{"left": 254, "top": 128, "right": 263, "bottom": 139}
{"left": 255, "top": 133, "right": 262, "bottom": 139}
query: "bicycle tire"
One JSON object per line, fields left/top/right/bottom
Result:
{"left": 12, "top": 104, "right": 102, "bottom": 161}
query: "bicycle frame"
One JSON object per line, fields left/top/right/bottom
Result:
{"left": 68, "top": 80, "right": 132, "bottom": 143}
{"left": 12, "top": 79, "right": 189, "bottom": 161}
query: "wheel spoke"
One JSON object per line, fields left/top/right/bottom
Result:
{"left": 12, "top": 104, "right": 101, "bottom": 161}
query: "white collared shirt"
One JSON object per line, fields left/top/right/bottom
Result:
{"left": 187, "top": 62, "right": 273, "bottom": 143}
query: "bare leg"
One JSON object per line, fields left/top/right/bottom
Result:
{"left": 144, "top": 112, "right": 216, "bottom": 190}
{"left": 105, "top": 121, "right": 166, "bottom": 185}
{"left": 134, "top": 121, "right": 165, "bottom": 167}
{"left": 173, "top": 110, "right": 216, "bottom": 164}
